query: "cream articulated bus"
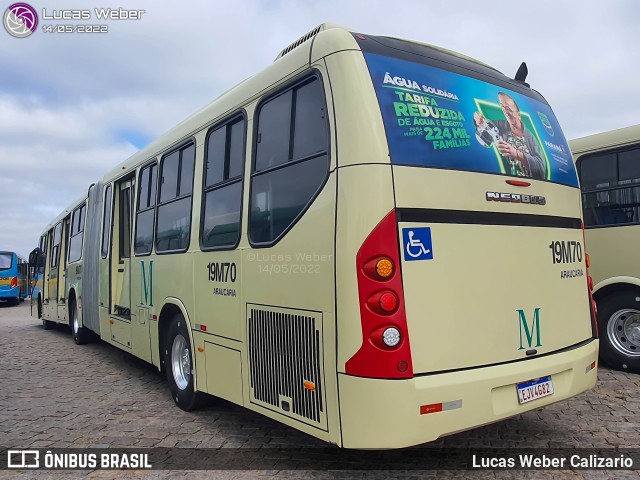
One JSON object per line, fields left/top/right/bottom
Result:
{"left": 30, "top": 24, "right": 598, "bottom": 449}
{"left": 571, "top": 125, "right": 640, "bottom": 374}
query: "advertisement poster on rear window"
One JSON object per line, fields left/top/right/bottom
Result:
{"left": 364, "top": 53, "right": 579, "bottom": 188}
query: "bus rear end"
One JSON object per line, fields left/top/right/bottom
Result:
{"left": 334, "top": 34, "right": 598, "bottom": 448}
{"left": 0, "top": 252, "right": 23, "bottom": 306}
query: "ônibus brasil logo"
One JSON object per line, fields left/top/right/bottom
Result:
{"left": 3, "top": 3, "right": 38, "bottom": 38}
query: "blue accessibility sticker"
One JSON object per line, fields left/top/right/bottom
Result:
{"left": 402, "top": 227, "right": 434, "bottom": 261}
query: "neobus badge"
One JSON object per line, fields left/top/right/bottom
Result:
{"left": 486, "top": 191, "right": 546, "bottom": 205}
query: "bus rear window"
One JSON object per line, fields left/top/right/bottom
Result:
{"left": 0, "top": 253, "right": 12, "bottom": 270}
{"left": 364, "top": 53, "right": 578, "bottom": 188}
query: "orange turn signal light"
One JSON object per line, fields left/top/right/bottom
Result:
{"left": 303, "top": 381, "right": 316, "bottom": 391}
{"left": 375, "top": 258, "right": 393, "bottom": 278}
{"left": 585, "top": 253, "right": 591, "bottom": 269}
{"left": 364, "top": 257, "right": 395, "bottom": 280}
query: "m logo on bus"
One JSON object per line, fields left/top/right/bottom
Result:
{"left": 141, "top": 260, "right": 153, "bottom": 307}
{"left": 517, "top": 308, "right": 541, "bottom": 350}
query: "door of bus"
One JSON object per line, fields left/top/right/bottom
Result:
{"left": 112, "top": 178, "right": 133, "bottom": 318}
{"left": 57, "top": 216, "right": 70, "bottom": 322}
{"left": 46, "top": 223, "right": 61, "bottom": 317}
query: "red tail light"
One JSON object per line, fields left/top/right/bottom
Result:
{"left": 345, "top": 210, "right": 413, "bottom": 379}
{"left": 10, "top": 277, "right": 18, "bottom": 289}
{"left": 581, "top": 222, "right": 598, "bottom": 338}
{"left": 367, "top": 291, "right": 398, "bottom": 314}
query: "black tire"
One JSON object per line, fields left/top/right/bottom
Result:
{"left": 42, "top": 317, "right": 56, "bottom": 330}
{"left": 597, "top": 290, "right": 640, "bottom": 374}
{"left": 70, "top": 298, "right": 90, "bottom": 345}
{"left": 9, "top": 297, "right": 20, "bottom": 306}
{"left": 37, "top": 296, "right": 42, "bottom": 319}
{"left": 164, "top": 313, "right": 207, "bottom": 411}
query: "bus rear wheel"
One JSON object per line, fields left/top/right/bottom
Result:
{"left": 164, "top": 314, "right": 207, "bottom": 411}
{"left": 70, "top": 298, "right": 90, "bottom": 345}
{"left": 597, "top": 290, "right": 640, "bottom": 374}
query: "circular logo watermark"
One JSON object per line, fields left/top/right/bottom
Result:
{"left": 3, "top": 3, "right": 38, "bottom": 38}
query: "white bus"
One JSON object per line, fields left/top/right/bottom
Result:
{"left": 571, "top": 124, "right": 640, "bottom": 374}
{"left": 30, "top": 24, "right": 598, "bottom": 449}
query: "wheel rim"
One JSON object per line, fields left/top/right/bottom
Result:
{"left": 171, "top": 334, "right": 191, "bottom": 390}
{"left": 607, "top": 309, "right": 640, "bottom": 357}
{"left": 73, "top": 305, "right": 78, "bottom": 335}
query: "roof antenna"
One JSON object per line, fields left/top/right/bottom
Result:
{"left": 514, "top": 62, "right": 529, "bottom": 86}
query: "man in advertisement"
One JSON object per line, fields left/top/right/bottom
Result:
{"left": 473, "top": 92, "right": 546, "bottom": 180}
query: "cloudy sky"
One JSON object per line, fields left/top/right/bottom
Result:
{"left": 0, "top": 0, "right": 638, "bottom": 258}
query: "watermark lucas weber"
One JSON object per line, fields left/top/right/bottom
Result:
{"left": 472, "top": 453, "right": 634, "bottom": 469}
{"left": 247, "top": 251, "right": 333, "bottom": 275}
{"left": 40, "top": 7, "right": 145, "bottom": 34}
{"left": 4, "top": 4, "right": 146, "bottom": 38}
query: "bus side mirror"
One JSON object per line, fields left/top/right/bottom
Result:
{"left": 29, "top": 248, "right": 42, "bottom": 268}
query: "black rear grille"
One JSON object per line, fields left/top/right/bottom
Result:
{"left": 248, "top": 308, "right": 323, "bottom": 424}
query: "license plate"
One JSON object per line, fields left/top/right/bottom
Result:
{"left": 516, "top": 375, "right": 554, "bottom": 404}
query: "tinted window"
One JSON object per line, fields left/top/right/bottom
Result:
{"left": 156, "top": 143, "right": 195, "bottom": 253}
{"left": 160, "top": 151, "right": 179, "bottom": 202}
{"left": 201, "top": 117, "right": 245, "bottom": 250}
{"left": 135, "top": 209, "right": 155, "bottom": 254}
{"left": 250, "top": 77, "right": 329, "bottom": 245}
{"left": 202, "top": 182, "right": 242, "bottom": 248}
{"left": 250, "top": 156, "right": 328, "bottom": 243}
{"left": 619, "top": 148, "right": 640, "bottom": 183}
{"left": 580, "top": 147, "right": 640, "bottom": 227}
{"left": 580, "top": 153, "right": 616, "bottom": 191}
{"left": 51, "top": 223, "right": 62, "bottom": 268}
{"left": 179, "top": 144, "right": 195, "bottom": 196}
{"left": 228, "top": 120, "right": 244, "bottom": 179}
{"left": 37, "top": 236, "right": 46, "bottom": 273}
{"left": 68, "top": 204, "right": 85, "bottom": 263}
{"left": 582, "top": 187, "right": 640, "bottom": 226}
{"left": 135, "top": 163, "right": 157, "bottom": 255}
{"left": 138, "top": 167, "right": 150, "bottom": 209}
{"left": 254, "top": 90, "right": 292, "bottom": 171}
{"left": 120, "top": 187, "right": 131, "bottom": 259}
{"left": 206, "top": 128, "right": 226, "bottom": 186}
{"left": 157, "top": 197, "right": 191, "bottom": 251}
{"left": 292, "top": 80, "right": 327, "bottom": 159}
{"left": 101, "top": 185, "right": 112, "bottom": 258}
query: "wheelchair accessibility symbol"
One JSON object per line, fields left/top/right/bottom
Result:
{"left": 402, "top": 227, "right": 434, "bottom": 261}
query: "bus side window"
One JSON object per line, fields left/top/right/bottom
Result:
{"left": 201, "top": 116, "right": 245, "bottom": 250}
{"left": 68, "top": 204, "right": 85, "bottom": 263}
{"left": 156, "top": 143, "right": 195, "bottom": 252}
{"left": 50, "top": 223, "right": 62, "bottom": 268}
{"left": 101, "top": 185, "right": 113, "bottom": 258}
{"left": 249, "top": 76, "right": 329, "bottom": 245}
{"left": 135, "top": 162, "right": 157, "bottom": 255}
{"left": 580, "top": 148, "right": 640, "bottom": 227}
{"left": 38, "top": 235, "right": 47, "bottom": 273}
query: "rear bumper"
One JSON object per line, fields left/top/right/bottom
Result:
{"left": 338, "top": 339, "right": 598, "bottom": 449}
{"left": 0, "top": 287, "right": 18, "bottom": 299}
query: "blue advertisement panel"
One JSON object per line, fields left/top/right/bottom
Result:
{"left": 364, "top": 53, "right": 578, "bottom": 187}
